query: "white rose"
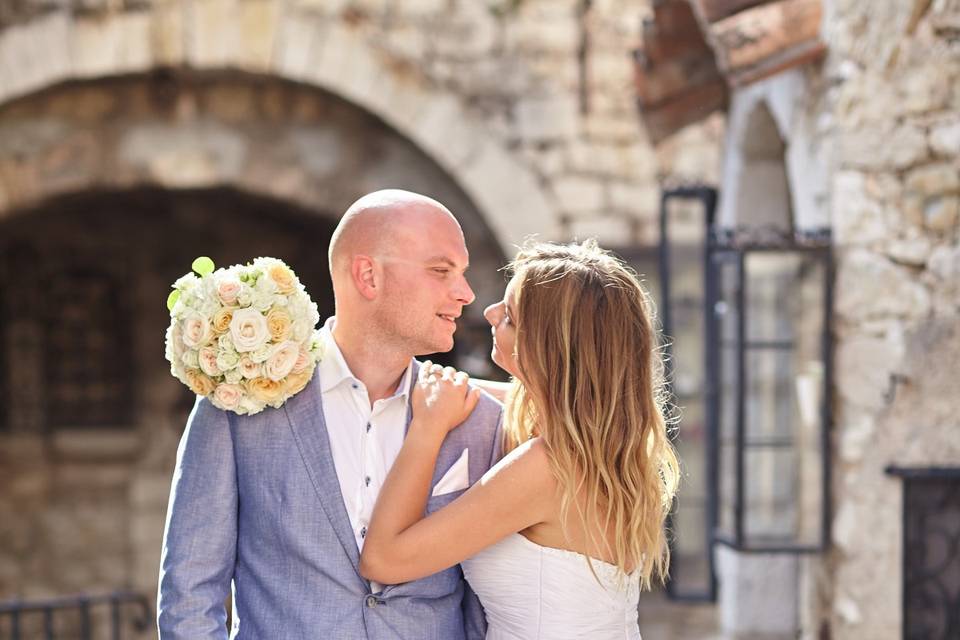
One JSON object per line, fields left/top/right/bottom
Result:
{"left": 250, "top": 343, "right": 274, "bottom": 363}
{"left": 213, "top": 384, "right": 244, "bottom": 411}
{"left": 264, "top": 341, "right": 300, "bottom": 381}
{"left": 181, "top": 312, "right": 212, "bottom": 349}
{"left": 181, "top": 349, "right": 200, "bottom": 369}
{"left": 216, "top": 349, "right": 240, "bottom": 372}
{"left": 230, "top": 308, "right": 270, "bottom": 353}
{"left": 292, "top": 319, "right": 311, "bottom": 342}
{"left": 224, "top": 368, "right": 243, "bottom": 385}
{"left": 251, "top": 289, "right": 274, "bottom": 312}
{"left": 198, "top": 347, "right": 221, "bottom": 377}
{"left": 218, "top": 333, "right": 235, "bottom": 352}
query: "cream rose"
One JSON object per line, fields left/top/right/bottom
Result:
{"left": 268, "top": 264, "right": 296, "bottom": 294}
{"left": 184, "top": 368, "right": 216, "bottom": 396}
{"left": 266, "top": 308, "right": 292, "bottom": 342}
{"left": 213, "top": 383, "right": 244, "bottom": 411}
{"left": 246, "top": 377, "right": 285, "bottom": 405}
{"left": 229, "top": 308, "right": 270, "bottom": 353}
{"left": 181, "top": 312, "right": 212, "bottom": 349}
{"left": 264, "top": 340, "right": 300, "bottom": 381}
{"left": 224, "top": 368, "right": 243, "bottom": 385}
{"left": 212, "top": 308, "right": 233, "bottom": 335}
{"left": 283, "top": 368, "right": 313, "bottom": 396}
{"left": 198, "top": 347, "right": 221, "bottom": 377}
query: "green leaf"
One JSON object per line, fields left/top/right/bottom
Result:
{"left": 166, "top": 289, "right": 181, "bottom": 311}
{"left": 192, "top": 256, "right": 215, "bottom": 277}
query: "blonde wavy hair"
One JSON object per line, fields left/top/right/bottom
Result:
{"left": 502, "top": 239, "right": 679, "bottom": 589}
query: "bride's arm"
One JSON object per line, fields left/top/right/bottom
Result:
{"left": 359, "top": 369, "right": 553, "bottom": 585}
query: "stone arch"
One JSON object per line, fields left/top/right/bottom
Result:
{"left": 716, "top": 70, "right": 829, "bottom": 230}
{"left": 0, "top": 7, "right": 559, "bottom": 251}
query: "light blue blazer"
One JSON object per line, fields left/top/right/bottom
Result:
{"left": 158, "top": 361, "right": 503, "bottom": 639}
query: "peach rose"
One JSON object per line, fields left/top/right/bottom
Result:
{"left": 217, "top": 277, "right": 242, "bottom": 306}
{"left": 268, "top": 264, "right": 296, "bottom": 294}
{"left": 238, "top": 356, "right": 262, "bottom": 379}
{"left": 213, "top": 383, "right": 244, "bottom": 411}
{"left": 266, "top": 307, "right": 292, "bottom": 342}
{"left": 181, "top": 312, "right": 212, "bottom": 349}
{"left": 198, "top": 347, "right": 221, "bottom": 377}
{"left": 246, "top": 377, "right": 285, "bottom": 405}
{"left": 291, "top": 347, "right": 311, "bottom": 374}
{"left": 184, "top": 368, "right": 216, "bottom": 396}
{"left": 212, "top": 308, "right": 234, "bottom": 335}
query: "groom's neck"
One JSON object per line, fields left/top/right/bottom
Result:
{"left": 331, "top": 319, "right": 410, "bottom": 406}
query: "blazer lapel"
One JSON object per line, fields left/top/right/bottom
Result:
{"left": 284, "top": 372, "right": 362, "bottom": 577}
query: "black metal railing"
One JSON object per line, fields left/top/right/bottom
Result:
{"left": 886, "top": 466, "right": 960, "bottom": 640}
{"left": 0, "top": 591, "right": 151, "bottom": 640}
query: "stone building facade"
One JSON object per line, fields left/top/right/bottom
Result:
{"left": 4, "top": 0, "right": 955, "bottom": 638}
{"left": 0, "top": 0, "right": 721, "bottom": 636}
{"left": 637, "top": 0, "right": 960, "bottom": 638}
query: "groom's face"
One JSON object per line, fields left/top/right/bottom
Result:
{"left": 377, "top": 214, "right": 475, "bottom": 355}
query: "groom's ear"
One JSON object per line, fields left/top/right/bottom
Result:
{"left": 351, "top": 254, "right": 379, "bottom": 300}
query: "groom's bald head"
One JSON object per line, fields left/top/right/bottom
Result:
{"left": 328, "top": 189, "right": 459, "bottom": 279}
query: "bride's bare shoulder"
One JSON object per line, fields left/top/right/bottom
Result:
{"left": 487, "top": 436, "right": 555, "bottom": 490}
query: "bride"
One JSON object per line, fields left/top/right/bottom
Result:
{"left": 359, "top": 240, "right": 680, "bottom": 639}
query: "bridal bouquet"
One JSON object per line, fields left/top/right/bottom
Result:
{"left": 165, "top": 256, "right": 323, "bottom": 415}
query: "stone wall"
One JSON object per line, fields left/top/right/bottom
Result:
{"left": 826, "top": 0, "right": 960, "bottom": 637}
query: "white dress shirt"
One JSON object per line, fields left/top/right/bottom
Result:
{"left": 317, "top": 317, "right": 413, "bottom": 592}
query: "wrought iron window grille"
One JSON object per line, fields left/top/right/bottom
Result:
{"left": 886, "top": 466, "right": 960, "bottom": 640}
{"left": 0, "top": 591, "right": 151, "bottom": 639}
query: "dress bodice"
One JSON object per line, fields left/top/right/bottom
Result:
{"left": 461, "top": 533, "right": 642, "bottom": 640}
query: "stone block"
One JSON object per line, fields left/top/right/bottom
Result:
{"left": 0, "top": 12, "right": 71, "bottom": 102}
{"left": 607, "top": 181, "right": 658, "bottom": 218}
{"left": 900, "top": 68, "right": 952, "bottom": 114}
{"left": 906, "top": 163, "right": 960, "bottom": 196}
{"left": 505, "top": 16, "right": 579, "bottom": 53}
{"left": 514, "top": 95, "right": 578, "bottom": 142}
{"left": 550, "top": 174, "right": 605, "bottom": 213}
{"left": 236, "top": 0, "right": 280, "bottom": 72}
{"left": 840, "top": 124, "right": 929, "bottom": 170}
{"left": 836, "top": 334, "right": 903, "bottom": 411}
{"left": 71, "top": 12, "right": 152, "bottom": 78}
{"left": 831, "top": 171, "right": 887, "bottom": 246}
{"left": 923, "top": 195, "right": 959, "bottom": 232}
{"left": 929, "top": 119, "right": 960, "bottom": 157}
{"left": 272, "top": 8, "right": 326, "bottom": 81}
{"left": 150, "top": 0, "right": 186, "bottom": 67}
{"left": 835, "top": 250, "right": 931, "bottom": 323}
{"left": 567, "top": 215, "right": 633, "bottom": 246}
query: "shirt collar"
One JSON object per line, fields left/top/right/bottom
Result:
{"left": 318, "top": 317, "right": 414, "bottom": 400}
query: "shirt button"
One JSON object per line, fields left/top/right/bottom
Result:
{"left": 365, "top": 476, "right": 371, "bottom": 487}
{"left": 352, "top": 383, "right": 359, "bottom": 390}
{"left": 365, "top": 595, "right": 378, "bottom": 608}
{"left": 360, "top": 526, "right": 367, "bottom": 538}
{"left": 366, "top": 422, "right": 372, "bottom": 433}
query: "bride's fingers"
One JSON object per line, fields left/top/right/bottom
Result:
{"left": 464, "top": 387, "right": 481, "bottom": 415}
{"left": 441, "top": 366, "right": 457, "bottom": 381}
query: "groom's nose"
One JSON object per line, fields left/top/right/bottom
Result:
{"left": 453, "top": 274, "right": 475, "bottom": 306}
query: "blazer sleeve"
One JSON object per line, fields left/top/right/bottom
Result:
{"left": 157, "top": 397, "right": 238, "bottom": 639}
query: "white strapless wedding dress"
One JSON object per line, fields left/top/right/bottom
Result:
{"left": 461, "top": 533, "right": 642, "bottom": 639}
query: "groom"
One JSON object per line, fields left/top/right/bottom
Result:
{"left": 158, "top": 190, "right": 503, "bottom": 639}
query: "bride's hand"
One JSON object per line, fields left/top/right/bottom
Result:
{"left": 411, "top": 361, "right": 481, "bottom": 440}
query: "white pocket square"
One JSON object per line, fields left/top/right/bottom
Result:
{"left": 431, "top": 448, "right": 470, "bottom": 496}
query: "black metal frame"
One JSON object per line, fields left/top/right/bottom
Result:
{"left": 708, "top": 226, "right": 833, "bottom": 554}
{"left": 0, "top": 591, "right": 151, "bottom": 639}
{"left": 658, "top": 185, "right": 834, "bottom": 602}
{"left": 886, "top": 465, "right": 960, "bottom": 640}
{"left": 658, "top": 185, "right": 719, "bottom": 602}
